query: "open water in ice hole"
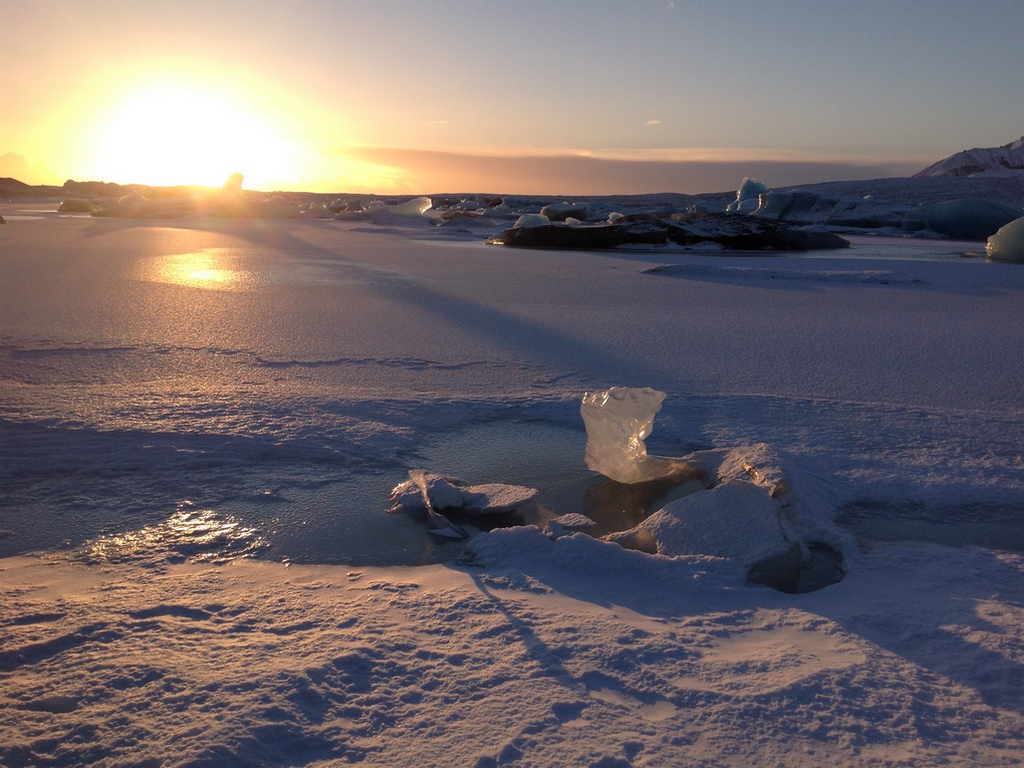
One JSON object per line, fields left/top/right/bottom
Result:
{"left": 240, "top": 419, "right": 709, "bottom": 569}
{"left": 63, "top": 420, "right": 1024, "bottom": 579}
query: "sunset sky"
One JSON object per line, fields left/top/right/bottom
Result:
{"left": 2, "top": 0, "right": 1023, "bottom": 195}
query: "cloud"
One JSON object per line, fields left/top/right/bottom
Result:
{"left": 645, "top": 120, "right": 662, "bottom": 126}
{"left": 340, "top": 146, "right": 923, "bottom": 196}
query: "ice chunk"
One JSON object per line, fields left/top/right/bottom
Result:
{"left": 392, "top": 471, "right": 473, "bottom": 510}
{"left": 390, "top": 470, "right": 537, "bottom": 515}
{"left": 580, "top": 387, "right": 689, "bottom": 484}
{"left": 459, "top": 483, "right": 538, "bottom": 512}
{"left": 406, "top": 469, "right": 469, "bottom": 539}
{"left": 221, "top": 171, "right": 244, "bottom": 194}
{"left": 986, "top": 216, "right": 1024, "bottom": 262}
{"left": 752, "top": 191, "right": 793, "bottom": 220}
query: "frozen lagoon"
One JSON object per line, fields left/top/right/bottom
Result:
{"left": 2, "top": 209, "right": 1022, "bottom": 565}
{"left": 2, "top": 205, "right": 1024, "bottom": 766}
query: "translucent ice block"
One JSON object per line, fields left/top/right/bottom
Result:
{"left": 580, "top": 387, "right": 684, "bottom": 484}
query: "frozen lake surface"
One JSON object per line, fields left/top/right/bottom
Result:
{"left": 2, "top": 211, "right": 1023, "bottom": 568}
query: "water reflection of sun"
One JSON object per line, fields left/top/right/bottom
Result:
{"left": 91, "top": 80, "right": 298, "bottom": 189}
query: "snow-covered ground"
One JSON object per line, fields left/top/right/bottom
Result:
{"left": 1, "top": 193, "right": 1023, "bottom": 767}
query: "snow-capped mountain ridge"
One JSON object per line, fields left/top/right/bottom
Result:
{"left": 915, "top": 135, "right": 1024, "bottom": 177}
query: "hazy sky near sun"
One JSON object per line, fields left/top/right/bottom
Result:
{"left": 2, "top": 0, "right": 1023, "bottom": 194}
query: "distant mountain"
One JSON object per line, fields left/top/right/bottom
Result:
{"left": 915, "top": 136, "right": 1024, "bottom": 178}
{"left": 0, "top": 177, "right": 37, "bottom": 194}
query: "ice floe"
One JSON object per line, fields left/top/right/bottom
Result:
{"left": 390, "top": 470, "right": 538, "bottom": 516}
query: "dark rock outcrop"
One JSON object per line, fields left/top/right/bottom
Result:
{"left": 487, "top": 213, "right": 849, "bottom": 252}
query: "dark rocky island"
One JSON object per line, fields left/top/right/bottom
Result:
{"left": 487, "top": 212, "right": 850, "bottom": 252}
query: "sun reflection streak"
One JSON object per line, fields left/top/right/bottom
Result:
{"left": 82, "top": 506, "right": 269, "bottom": 565}
{"left": 137, "top": 248, "right": 257, "bottom": 291}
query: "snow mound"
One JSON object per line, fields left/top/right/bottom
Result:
{"left": 601, "top": 441, "right": 848, "bottom": 591}
{"left": 616, "top": 479, "right": 789, "bottom": 561}
{"left": 696, "top": 442, "right": 848, "bottom": 549}
{"left": 464, "top": 388, "right": 848, "bottom": 592}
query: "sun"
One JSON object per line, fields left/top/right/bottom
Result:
{"left": 90, "top": 80, "right": 298, "bottom": 189}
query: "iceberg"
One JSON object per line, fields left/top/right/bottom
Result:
{"left": 333, "top": 196, "right": 434, "bottom": 223}
{"left": 985, "top": 216, "right": 1024, "bottom": 262}
{"left": 902, "top": 199, "right": 1021, "bottom": 241}
{"left": 512, "top": 213, "right": 552, "bottom": 229}
{"left": 726, "top": 177, "right": 769, "bottom": 213}
{"left": 539, "top": 202, "right": 589, "bottom": 222}
{"left": 389, "top": 196, "right": 433, "bottom": 217}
